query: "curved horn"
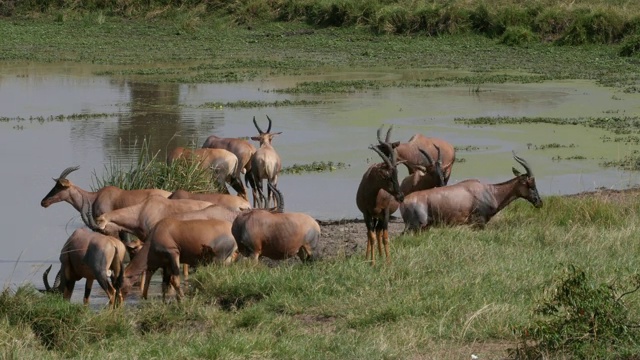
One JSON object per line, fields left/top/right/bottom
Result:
{"left": 43, "top": 264, "right": 52, "bottom": 292}
{"left": 369, "top": 144, "right": 393, "bottom": 169}
{"left": 434, "top": 144, "right": 442, "bottom": 164}
{"left": 55, "top": 166, "right": 80, "bottom": 181}
{"left": 418, "top": 148, "right": 434, "bottom": 166}
{"left": 376, "top": 125, "right": 386, "bottom": 146}
{"left": 268, "top": 182, "right": 284, "bottom": 213}
{"left": 385, "top": 125, "right": 394, "bottom": 143}
{"left": 265, "top": 115, "right": 273, "bottom": 133}
{"left": 80, "top": 196, "right": 101, "bottom": 231}
{"left": 512, "top": 151, "right": 534, "bottom": 177}
{"left": 253, "top": 116, "right": 264, "bottom": 135}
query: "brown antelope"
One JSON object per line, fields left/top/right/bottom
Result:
{"left": 247, "top": 115, "right": 282, "bottom": 209}
{"left": 232, "top": 183, "right": 320, "bottom": 262}
{"left": 90, "top": 195, "right": 213, "bottom": 240}
{"left": 167, "top": 147, "right": 246, "bottom": 199}
{"left": 400, "top": 151, "right": 543, "bottom": 233}
{"left": 40, "top": 166, "right": 171, "bottom": 237}
{"left": 168, "top": 189, "right": 251, "bottom": 212}
{"left": 44, "top": 227, "right": 127, "bottom": 307}
{"left": 399, "top": 145, "right": 446, "bottom": 195}
{"left": 143, "top": 217, "right": 238, "bottom": 302}
{"left": 356, "top": 125, "right": 404, "bottom": 266}
{"left": 388, "top": 134, "right": 456, "bottom": 184}
{"left": 202, "top": 133, "right": 257, "bottom": 191}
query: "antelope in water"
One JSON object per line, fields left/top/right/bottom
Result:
{"left": 201, "top": 132, "right": 257, "bottom": 197}
{"left": 355, "top": 125, "right": 404, "bottom": 266}
{"left": 40, "top": 166, "right": 171, "bottom": 238}
{"left": 143, "top": 217, "right": 238, "bottom": 302}
{"left": 166, "top": 147, "right": 246, "bottom": 199}
{"left": 44, "top": 227, "right": 127, "bottom": 307}
{"left": 232, "top": 183, "right": 320, "bottom": 262}
{"left": 400, "top": 151, "right": 543, "bottom": 233}
{"left": 247, "top": 115, "right": 282, "bottom": 209}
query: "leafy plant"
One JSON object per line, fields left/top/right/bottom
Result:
{"left": 513, "top": 265, "right": 640, "bottom": 358}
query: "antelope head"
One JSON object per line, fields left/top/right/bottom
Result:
{"left": 41, "top": 166, "right": 80, "bottom": 207}
{"left": 251, "top": 115, "right": 282, "bottom": 146}
{"left": 416, "top": 145, "right": 445, "bottom": 187}
{"left": 511, "top": 151, "right": 543, "bottom": 208}
{"left": 370, "top": 125, "right": 404, "bottom": 203}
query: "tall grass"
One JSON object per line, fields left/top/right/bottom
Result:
{"left": 92, "top": 138, "right": 223, "bottom": 193}
{"left": 2, "top": 192, "right": 640, "bottom": 358}
{"left": 4, "top": 0, "right": 640, "bottom": 45}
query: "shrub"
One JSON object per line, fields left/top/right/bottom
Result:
{"left": 513, "top": 265, "right": 640, "bottom": 358}
{"left": 558, "top": 8, "right": 626, "bottom": 45}
{"left": 373, "top": 5, "right": 413, "bottom": 34}
{"left": 499, "top": 26, "right": 536, "bottom": 46}
{"left": 619, "top": 34, "right": 640, "bottom": 56}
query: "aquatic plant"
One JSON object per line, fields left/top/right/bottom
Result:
{"left": 198, "top": 99, "right": 330, "bottom": 109}
{"left": 281, "top": 161, "right": 348, "bottom": 174}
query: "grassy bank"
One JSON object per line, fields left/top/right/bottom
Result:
{"left": 3, "top": 192, "right": 640, "bottom": 359}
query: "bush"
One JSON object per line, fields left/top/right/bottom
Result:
{"left": 619, "top": 34, "right": 640, "bottom": 56}
{"left": 373, "top": 5, "right": 413, "bottom": 34}
{"left": 499, "top": 26, "right": 536, "bottom": 46}
{"left": 558, "top": 8, "right": 626, "bottom": 45}
{"left": 513, "top": 265, "right": 640, "bottom": 358}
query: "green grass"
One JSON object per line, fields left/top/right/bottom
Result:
{"left": 3, "top": 193, "right": 640, "bottom": 358}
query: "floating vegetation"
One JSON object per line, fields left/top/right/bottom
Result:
{"left": 600, "top": 151, "right": 640, "bottom": 171}
{"left": 552, "top": 155, "right": 587, "bottom": 161}
{"left": 454, "top": 145, "right": 487, "bottom": 152}
{"left": 0, "top": 113, "right": 119, "bottom": 123}
{"left": 273, "top": 80, "right": 380, "bottom": 94}
{"left": 281, "top": 161, "right": 348, "bottom": 174}
{"left": 455, "top": 116, "right": 640, "bottom": 135}
{"left": 198, "top": 99, "right": 330, "bottom": 109}
{"left": 529, "top": 143, "right": 577, "bottom": 150}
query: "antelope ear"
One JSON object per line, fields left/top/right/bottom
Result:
{"left": 272, "top": 132, "right": 282, "bottom": 136}
{"left": 250, "top": 136, "right": 260, "bottom": 141}
{"left": 58, "top": 179, "right": 71, "bottom": 187}
{"left": 390, "top": 141, "right": 400, "bottom": 149}
{"left": 512, "top": 167, "right": 522, "bottom": 177}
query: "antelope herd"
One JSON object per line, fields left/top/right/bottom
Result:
{"left": 40, "top": 116, "right": 543, "bottom": 307}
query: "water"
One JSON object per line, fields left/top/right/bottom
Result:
{"left": 1, "top": 64, "right": 639, "bottom": 296}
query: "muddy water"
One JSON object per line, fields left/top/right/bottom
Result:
{"left": 1, "top": 64, "right": 639, "bottom": 300}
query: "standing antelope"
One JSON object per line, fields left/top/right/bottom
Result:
{"left": 232, "top": 183, "right": 320, "bottom": 262}
{"left": 45, "top": 227, "right": 128, "bottom": 307}
{"left": 400, "top": 151, "right": 543, "bottom": 233}
{"left": 167, "top": 147, "right": 246, "bottom": 199}
{"left": 168, "top": 189, "right": 251, "bottom": 212}
{"left": 399, "top": 145, "right": 446, "bottom": 195}
{"left": 393, "top": 134, "right": 456, "bottom": 184}
{"left": 202, "top": 133, "right": 257, "bottom": 197}
{"left": 248, "top": 115, "right": 282, "bottom": 209}
{"left": 143, "top": 217, "right": 238, "bottom": 302}
{"left": 356, "top": 125, "right": 404, "bottom": 266}
{"left": 40, "top": 166, "right": 171, "bottom": 237}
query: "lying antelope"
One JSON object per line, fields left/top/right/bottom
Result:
{"left": 45, "top": 227, "right": 127, "bottom": 307}
{"left": 356, "top": 125, "right": 404, "bottom": 265}
{"left": 168, "top": 189, "right": 251, "bottom": 212}
{"left": 390, "top": 133, "right": 456, "bottom": 184}
{"left": 400, "top": 151, "right": 543, "bottom": 233}
{"left": 248, "top": 115, "right": 282, "bottom": 209}
{"left": 232, "top": 183, "right": 320, "bottom": 262}
{"left": 143, "top": 217, "right": 238, "bottom": 302}
{"left": 167, "top": 147, "right": 246, "bottom": 199}
{"left": 400, "top": 145, "right": 446, "bottom": 195}
{"left": 40, "top": 166, "right": 171, "bottom": 237}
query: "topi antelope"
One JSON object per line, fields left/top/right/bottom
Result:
{"left": 143, "top": 217, "right": 238, "bottom": 302}
{"left": 168, "top": 189, "right": 251, "bottom": 212}
{"left": 379, "top": 133, "right": 456, "bottom": 185}
{"left": 45, "top": 227, "right": 127, "bottom": 307}
{"left": 399, "top": 144, "right": 446, "bottom": 196}
{"left": 202, "top": 133, "right": 256, "bottom": 192}
{"left": 355, "top": 125, "right": 404, "bottom": 266}
{"left": 247, "top": 115, "right": 282, "bottom": 209}
{"left": 40, "top": 166, "right": 171, "bottom": 238}
{"left": 232, "top": 183, "right": 320, "bottom": 262}
{"left": 167, "top": 147, "right": 246, "bottom": 199}
{"left": 400, "top": 151, "right": 543, "bottom": 233}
